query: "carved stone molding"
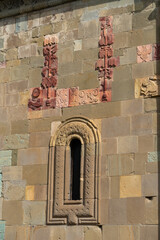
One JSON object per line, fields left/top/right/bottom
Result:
{"left": 135, "top": 75, "right": 160, "bottom": 98}
{"left": 48, "top": 117, "right": 100, "bottom": 225}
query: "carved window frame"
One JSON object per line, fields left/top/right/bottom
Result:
{"left": 47, "top": 117, "right": 100, "bottom": 225}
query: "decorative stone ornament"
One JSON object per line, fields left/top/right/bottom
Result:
{"left": 47, "top": 117, "right": 100, "bottom": 225}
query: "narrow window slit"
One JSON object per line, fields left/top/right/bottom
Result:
{"left": 70, "top": 138, "right": 81, "bottom": 200}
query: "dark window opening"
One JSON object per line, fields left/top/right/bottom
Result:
{"left": 70, "top": 138, "right": 81, "bottom": 200}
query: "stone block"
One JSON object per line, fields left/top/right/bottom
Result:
{"left": 146, "top": 162, "right": 158, "bottom": 174}
{"left": 118, "top": 136, "right": 138, "bottom": 154}
{"left": 29, "top": 131, "right": 50, "bottom": 148}
{"left": 3, "top": 200, "right": 23, "bottom": 225}
{"left": 11, "top": 120, "right": 28, "bottom": 134}
{"left": 5, "top": 94, "right": 19, "bottom": 106}
{"left": 120, "top": 175, "right": 141, "bottom": 198}
{"left": 10, "top": 65, "right": 29, "bottom": 81}
{"left": 0, "top": 122, "right": 10, "bottom": 136}
{"left": 8, "top": 106, "right": 27, "bottom": 121}
{"left": 132, "top": 62, "right": 154, "bottom": 79}
{"left": 25, "top": 185, "right": 47, "bottom": 201}
{"left": 83, "top": 20, "right": 98, "bottom": 39}
{"left": 121, "top": 98, "right": 144, "bottom": 116}
{"left": 28, "top": 110, "right": 42, "bottom": 120}
{"left": 2, "top": 166, "right": 22, "bottom": 180}
{"left": 32, "top": 28, "right": 39, "bottom": 38}
{"left": 138, "top": 135, "right": 155, "bottom": 153}
{"left": 17, "top": 147, "right": 48, "bottom": 165}
{"left": 18, "top": 44, "right": 37, "bottom": 59}
{"left": 84, "top": 226, "right": 101, "bottom": 240}
{"left": 32, "top": 226, "right": 50, "bottom": 240}
{"left": 59, "top": 61, "right": 82, "bottom": 76}
{"left": 42, "top": 108, "right": 62, "bottom": 119}
{"left": 0, "top": 107, "right": 8, "bottom": 122}
{"left": 134, "top": 153, "right": 146, "bottom": 175}
{"left": 29, "top": 68, "right": 42, "bottom": 88}
{"left": 23, "top": 165, "right": 47, "bottom": 185}
{"left": 20, "top": 91, "right": 30, "bottom": 105}
{"left": 99, "top": 199, "right": 108, "bottom": 225}
{"left": 140, "top": 225, "right": 158, "bottom": 240}
{"left": 0, "top": 198, "right": 3, "bottom": 219}
{"left": 62, "top": 101, "right": 121, "bottom": 122}
{"left": 114, "top": 32, "right": 131, "bottom": 49}
{"left": 112, "top": 65, "right": 134, "bottom": 101}
{"left": 39, "top": 24, "right": 53, "bottom": 36}
{"left": 28, "top": 13, "right": 40, "bottom": 29}
{"left": 113, "top": 13, "right": 132, "bottom": 33}
{"left": 74, "top": 40, "right": 82, "bottom": 51}
{"left": 102, "top": 225, "right": 118, "bottom": 240}
{"left": 108, "top": 198, "right": 127, "bottom": 224}
{"left": 15, "top": 16, "right": 28, "bottom": 33}
{"left": 30, "top": 56, "right": 44, "bottom": 68}
{"left": 142, "top": 174, "right": 158, "bottom": 197}
{"left": 29, "top": 118, "right": 55, "bottom": 133}
{"left": 0, "top": 68, "right": 10, "bottom": 83}
{"left": 3, "top": 180, "right": 25, "bottom": 200}
{"left": 0, "top": 39, "right": 4, "bottom": 49}
{"left": 145, "top": 196, "right": 158, "bottom": 224}
{"left": 0, "top": 150, "right": 12, "bottom": 173}
{"left": 50, "top": 226, "right": 66, "bottom": 240}
{"left": 127, "top": 198, "right": 145, "bottom": 224}
{"left": 58, "top": 47, "right": 73, "bottom": 64}
{"left": 66, "top": 226, "right": 83, "bottom": 240}
{"left": 120, "top": 47, "right": 137, "bottom": 65}
{"left": 110, "top": 176, "right": 120, "bottom": 199}
{"left": 101, "top": 138, "right": 117, "bottom": 155}
{"left": 144, "top": 98, "right": 160, "bottom": 113}
{"left": 3, "top": 134, "right": 29, "bottom": 150}
{"left": 102, "top": 116, "right": 130, "bottom": 138}
{"left": 6, "top": 48, "right": 18, "bottom": 61}
{"left": 23, "top": 201, "right": 46, "bottom": 225}
{"left": 119, "top": 225, "right": 139, "bottom": 240}
{"left": 6, "top": 80, "right": 28, "bottom": 94}
{"left": 100, "top": 177, "right": 109, "bottom": 199}
{"left": 16, "top": 226, "right": 31, "bottom": 240}
{"left": 131, "top": 113, "right": 152, "bottom": 135}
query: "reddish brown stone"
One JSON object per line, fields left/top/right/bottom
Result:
{"left": 56, "top": 88, "right": 69, "bottom": 108}
{"left": 137, "top": 44, "right": 152, "bottom": 63}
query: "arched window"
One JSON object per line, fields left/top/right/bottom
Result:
{"left": 47, "top": 117, "right": 100, "bottom": 225}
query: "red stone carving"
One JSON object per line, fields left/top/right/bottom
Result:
{"left": 78, "top": 88, "right": 100, "bottom": 105}
{"left": 56, "top": 88, "right": 69, "bottom": 108}
{"left": 153, "top": 43, "right": 160, "bottom": 61}
{"left": 28, "top": 87, "right": 43, "bottom": 110}
{"left": 137, "top": 45, "right": 152, "bottom": 63}
{"left": 69, "top": 87, "right": 79, "bottom": 107}
{"left": 41, "top": 36, "right": 58, "bottom": 89}
{"left": 95, "top": 16, "right": 118, "bottom": 102}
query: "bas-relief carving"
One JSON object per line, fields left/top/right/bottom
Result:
{"left": 95, "top": 16, "right": 119, "bottom": 102}
{"left": 135, "top": 75, "right": 160, "bottom": 98}
{"left": 48, "top": 117, "right": 100, "bottom": 225}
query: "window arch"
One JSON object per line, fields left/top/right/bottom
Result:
{"left": 47, "top": 117, "right": 100, "bottom": 225}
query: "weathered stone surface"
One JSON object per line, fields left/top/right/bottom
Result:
{"left": 118, "top": 136, "right": 138, "bottom": 154}
{"left": 11, "top": 120, "right": 28, "bottom": 134}
{"left": 120, "top": 175, "right": 141, "bottom": 198}
{"left": 127, "top": 198, "right": 145, "bottom": 224}
{"left": 121, "top": 98, "right": 144, "bottom": 116}
{"left": 113, "top": 13, "right": 132, "bottom": 33}
{"left": 18, "top": 147, "right": 48, "bottom": 165}
{"left": 84, "top": 226, "right": 101, "bottom": 240}
{"left": 3, "top": 180, "right": 25, "bottom": 200}
{"left": 66, "top": 226, "right": 83, "bottom": 240}
{"left": 102, "top": 116, "right": 130, "bottom": 138}
{"left": 135, "top": 153, "right": 146, "bottom": 175}
{"left": 23, "top": 165, "right": 47, "bottom": 185}
{"left": 23, "top": 201, "right": 46, "bottom": 225}
{"left": 3, "top": 134, "right": 29, "bottom": 149}
{"left": 0, "top": 150, "right": 12, "bottom": 172}
{"left": 142, "top": 174, "right": 158, "bottom": 197}
{"left": 2, "top": 166, "right": 22, "bottom": 180}
{"left": 145, "top": 196, "right": 158, "bottom": 224}
{"left": 108, "top": 198, "right": 127, "bottom": 224}
{"left": 3, "top": 200, "right": 23, "bottom": 225}
{"left": 101, "top": 138, "right": 117, "bottom": 155}
{"left": 138, "top": 135, "right": 155, "bottom": 153}
{"left": 102, "top": 225, "right": 118, "bottom": 240}
{"left": 18, "top": 44, "right": 37, "bottom": 59}
{"left": 25, "top": 185, "right": 47, "bottom": 201}
{"left": 140, "top": 225, "right": 158, "bottom": 240}
{"left": 29, "top": 131, "right": 50, "bottom": 147}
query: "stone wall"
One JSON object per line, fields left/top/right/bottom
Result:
{"left": 0, "top": 0, "right": 159, "bottom": 239}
